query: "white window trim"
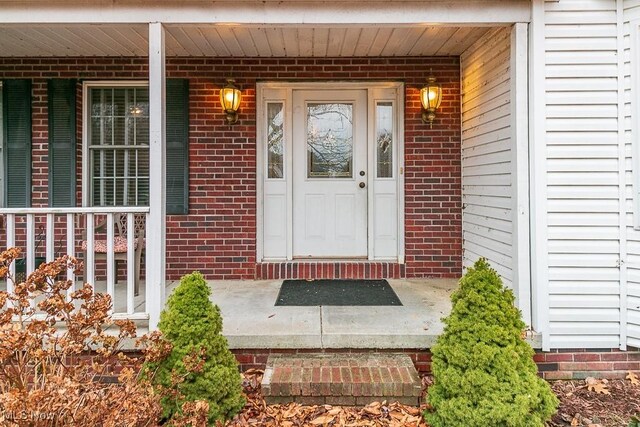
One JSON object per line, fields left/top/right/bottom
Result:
{"left": 81, "top": 80, "right": 148, "bottom": 207}
{"left": 256, "top": 81, "right": 405, "bottom": 263}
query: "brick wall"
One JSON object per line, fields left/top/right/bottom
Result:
{"left": 0, "top": 57, "right": 462, "bottom": 280}
{"left": 230, "top": 348, "right": 640, "bottom": 380}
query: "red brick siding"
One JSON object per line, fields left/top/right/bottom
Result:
{"left": 231, "top": 348, "right": 640, "bottom": 380}
{"left": 51, "top": 348, "right": 640, "bottom": 383}
{"left": 0, "top": 57, "right": 462, "bottom": 280}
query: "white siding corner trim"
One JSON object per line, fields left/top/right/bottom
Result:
{"left": 623, "top": 3, "right": 640, "bottom": 348}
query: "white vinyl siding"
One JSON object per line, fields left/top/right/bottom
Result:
{"left": 624, "top": 0, "right": 640, "bottom": 348}
{"left": 545, "top": 0, "right": 622, "bottom": 349}
{"left": 461, "top": 27, "right": 514, "bottom": 286}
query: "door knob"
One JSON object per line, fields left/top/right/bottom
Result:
{"left": 359, "top": 171, "right": 365, "bottom": 176}
{"left": 359, "top": 182, "right": 366, "bottom": 188}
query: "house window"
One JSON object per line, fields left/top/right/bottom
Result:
{"left": 266, "top": 102, "right": 284, "bottom": 179}
{"left": 85, "top": 83, "right": 149, "bottom": 207}
{"left": 376, "top": 101, "right": 394, "bottom": 178}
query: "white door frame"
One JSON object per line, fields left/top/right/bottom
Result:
{"left": 256, "top": 81, "right": 405, "bottom": 263}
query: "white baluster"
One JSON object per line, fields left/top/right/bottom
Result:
{"left": 66, "top": 213, "right": 75, "bottom": 296}
{"left": 86, "top": 213, "right": 95, "bottom": 286}
{"left": 127, "top": 213, "right": 135, "bottom": 315}
{"left": 26, "top": 214, "right": 35, "bottom": 275}
{"left": 6, "top": 214, "right": 15, "bottom": 293}
{"left": 46, "top": 213, "right": 54, "bottom": 262}
{"left": 106, "top": 213, "right": 115, "bottom": 312}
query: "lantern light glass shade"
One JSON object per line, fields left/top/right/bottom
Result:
{"left": 420, "top": 75, "right": 443, "bottom": 127}
{"left": 220, "top": 79, "right": 242, "bottom": 124}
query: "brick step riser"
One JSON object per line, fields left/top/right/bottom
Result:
{"left": 261, "top": 354, "right": 422, "bottom": 406}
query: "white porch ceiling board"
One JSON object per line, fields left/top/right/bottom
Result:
{"left": 70, "top": 27, "right": 137, "bottom": 56}
{"left": 353, "top": 28, "right": 381, "bottom": 56}
{"left": 379, "top": 27, "right": 413, "bottom": 56}
{"left": 264, "top": 27, "right": 287, "bottom": 57}
{"left": 231, "top": 27, "right": 260, "bottom": 57}
{"left": 115, "top": 26, "right": 149, "bottom": 54}
{"left": 177, "top": 27, "right": 215, "bottom": 56}
{"left": 251, "top": 27, "right": 276, "bottom": 56}
{"left": 280, "top": 28, "right": 298, "bottom": 56}
{"left": 326, "top": 28, "right": 347, "bottom": 57}
{"left": 164, "top": 30, "right": 190, "bottom": 56}
{"left": 297, "top": 28, "right": 314, "bottom": 57}
{"left": 436, "top": 27, "right": 483, "bottom": 55}
{"left": 0, "top": 24, "right": 493, "bottom": 57}
{"left": 34, "top": 27, "right": 98, "bottom": 55}
{"left": 95, "top": 26, "right": 147, "bottom": 56}
{"left": 0, "top": 29, "right": 56, "bottom": 56}
{"left": 214, "top": 26, "right": 247, "bottom": 56}
{"left": 339, "top": 28, "right": 362, "bottom": 57}
{"left": 167, "top": 27, "right": 206, "bottom": 56}
{"left": 367, "top": 27, "right": 395, "bottom": 56}
{"left": 198, "top": 27, "right": 231, "bottom": 56}
{"left": 312, "top": 27, "right": 330, "bottom": 57}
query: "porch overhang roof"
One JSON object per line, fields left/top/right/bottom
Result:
{"left": 0, "top": 0, "right": 530, "bottom": 57}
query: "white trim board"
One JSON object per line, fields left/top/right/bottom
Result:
{"left": 256, "top": 81, "right": 405, "bottom": 263}
{"left": 0, "top": 1, "right": 531, "bottom": 25}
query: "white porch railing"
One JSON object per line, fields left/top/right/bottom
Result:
{"left": 0, "top": 207, "right": 150, "bottom": 320}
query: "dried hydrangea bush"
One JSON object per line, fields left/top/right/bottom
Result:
{"left": 0, "top": 248, "right": 210, "bottom": 427}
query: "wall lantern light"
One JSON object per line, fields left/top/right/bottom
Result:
{"left": 220, "top": 78, "right": 242, "bottom": 125}
{"left": 420, "top": 73, "right": 443, "bottom": 128}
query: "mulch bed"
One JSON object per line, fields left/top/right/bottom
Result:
{"left": 225, "top": 370, "right": 640, "bottom": 427}
{"left": 549, "top": 377, "right": 640, "bottom": 426}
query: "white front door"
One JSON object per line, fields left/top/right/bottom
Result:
{"left": 292, "top": 89, "right": 368, "bottom": 258}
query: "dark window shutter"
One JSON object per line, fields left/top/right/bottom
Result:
{"left": 48, "top": 79, "right": 76, "bottom": 207}
{"left": 166, "top": 79, "right": 189, "bottom": 215}
{"left": 3, "top": 79, "right": 32, "bottom": 208}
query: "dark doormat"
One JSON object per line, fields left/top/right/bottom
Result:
{"left": 275, "top": 279, "right": 403, "bottom": 306}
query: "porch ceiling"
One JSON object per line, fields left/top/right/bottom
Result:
{"left": 0, "top": 24, "right": 493, "bottom": 57}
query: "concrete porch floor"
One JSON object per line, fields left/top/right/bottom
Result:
{"left": 1, "top": 276, "right": 458, "bottom": 349}
{"left": 2, "top": 276, "right": 542, "bottom": 349}
{"left": 201, "top": 278, "right": 458, "bottom": 350}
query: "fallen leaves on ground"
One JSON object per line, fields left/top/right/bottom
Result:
{"left": 549, "top": 375, "right": 640, "bottom": 426}
{"left": 225, "top": 370, "right": 640, "bottom": 427}
{"left": 225, "top": 369, "right": 428, "bottom": 427}
{"left": 628, "top": 371, "right": 639, "bottom": 387}
{"left": 585, "top": 377, "right": 610, "bottom": 395}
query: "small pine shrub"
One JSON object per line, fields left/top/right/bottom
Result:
{"left": 148, "top": 271, "right": 245, "bottom": 424}
{"left": 425, "top": 259, "right": 558, "bottom": 427}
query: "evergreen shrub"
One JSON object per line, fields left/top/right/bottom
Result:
{"left": 148, "top": 271, "right": 245, "bottom": 424}
{"left": 425, "top": 259, "right": 558, "bottom": 426}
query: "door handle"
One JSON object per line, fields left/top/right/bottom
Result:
{"left": 359, "top": 182, "right": 366, "bottom": 189}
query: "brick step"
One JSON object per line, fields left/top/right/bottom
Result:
{"left": 261, "top": 353, "right": 422, "bottom": 406}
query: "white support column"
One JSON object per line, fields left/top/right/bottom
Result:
{"left": 529, "top": 0, "right": 550, "bottom": 350}
{"left": 510, "top": 22, "right": 531, "bottom": 326}
{"left": 147, "top": 22, "right": 166, "bottom": 330}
